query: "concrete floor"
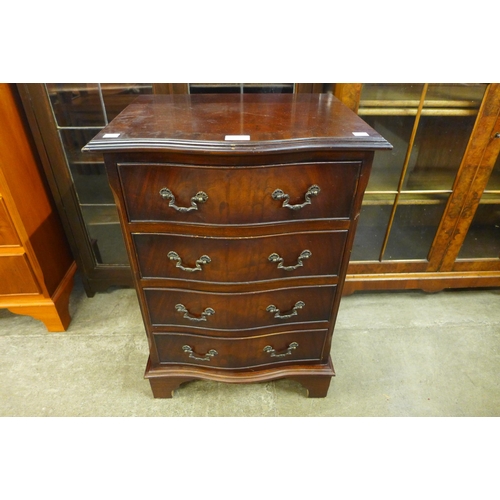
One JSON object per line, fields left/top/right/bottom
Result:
{"left": 1, "top": 276, "right": 499, "bottom": 417}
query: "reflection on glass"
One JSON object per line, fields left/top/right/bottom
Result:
{"left": 403, "top": 115, "right": 476, "bottom": 191}
{"left": 188, "top": 83, "right": 294, "bottom": 94}
{"left": 81, "top": 206, "right": 128, "bottom": 265}
{"left": 355, "top": 83, "right": 487, "bottom": 263}
{"left": 70, "top": 163, "right": 114, "bottom": 205}
{"left": 458, "top": 154, "right": 500, "bottom": 259}
{"left": 358, "top": 83, "right": 425, "bottom": 110}
{"left": 101, "top": 84, "right": 152, "bottom": 121}
{"left": 424, "top": 83, "right": 486, "bottom": 108}
{"left": 362, "top": 115, "right": 414, "bottom": 191}
{"left": 359, "top": 84, "right": 424, "bottom": 192}
{"left": 59, "top": 128, "right": 102, "bottom": 164}
{"left": 384, "top": 194, "right": 450, "bottom": 260}
{"left": 458, "top": 202, "right": 500, "bottom": 259}
{"left": 351, "top": 195, "right": 395, "bottom": 261}
{"left": 59, "top": 128, "right": 109, "bottom": 206}
{"left": 45, "top": 83, "right": 153, "bottom": 267}
{"left": 87, "top": 224, "right": 129, "bottom": 265}
{"left": 484, "top": 152, "right": 500, "bottom": 191}
{"left": 46, "top": 83, "right": 106, "bottom": 127}
{"left": 403, "top": 83, "right": 486, "bottom": 191}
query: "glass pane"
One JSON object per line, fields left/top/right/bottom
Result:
{"left": 424, "top": 83, "right": 486, "bottom": 109}
{"left": 403, "top": 115, "right": 476, "bottom": 190}
{"left": 188, "top": 83, "right": 294, "bottom": 94}
{"left": 101, "top": 84, "right": 153, "bottom": 121}
{"left": 484, "top": 152, "right": 500, "bottom": 191}
{"left": 404, "top": 84, "right": 486, "bottom": 191}
{"left": 358, "top": 84, "right": 425, "bottom": 192}
{"left": 45, "top": 83, "right": 150, "bottom": 269}
{"left": 46, "top": 83, "right": 106, "bottom": 127}
{"left": 59, "top": 128, "right": 102, "bottom": 173}
{"left": 243, "top": 83, "right": 294, "bottom": 93}
{"left": 190, "top": 83, "right": 241, "bottom": 94}
{"left": 458, "top": 200, "right": 500, "bottom": 259}
{"left": 60, "top": 129, "right": 110, "bottom": 204}
{"left": 82, "top": 206, "right": 129, "bottom": 265}
{"left": 362, "top": 115, "right": 415, "bottom": 191}
{"left": 359, "top": 83, "right": 425, "bottom": 109}
{"left": 351, "top": 194, "right": 395, "bottom": 261}
{"left": 384, "top": 194, "right": 450, "bottom": 260}
{"left": 403, "top": 83, "right": 486, "bottom": 191}
{"left": 458, "top": 154, "right": 500, "bottom": 259}
{"left": 70, "top": 163, "right": 114, "bottom": 205}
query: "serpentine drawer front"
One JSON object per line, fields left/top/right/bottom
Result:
{"left": 83, "top": 93, "right": 391, "bottom": 398}
{"left": 144, "top": 285, "right": 337, "bottom": 331}
{"left": 133, "top": 231, "right": 348, "bottom": 283}
{"left": 153, "top": 329, "right": 329, "bottom": 369}
{"left": 118, "top": 161, "right": 361, "bottom": 225}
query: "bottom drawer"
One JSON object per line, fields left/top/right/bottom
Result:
{"left": 154, "top": 329, "right": 328, "bottom": 369}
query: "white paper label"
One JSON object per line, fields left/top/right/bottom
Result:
{"left": 352, "top": 132, "right": 369, "bottom": 137}
{"left": 225, "top": 135, "right": 251, "bottom": 141}
{"left": 103, "top": 133, "right": 121, "bottom": 138}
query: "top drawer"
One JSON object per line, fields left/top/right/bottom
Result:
{"left": 117, "top": 161, "right": 361, "bottom": 226}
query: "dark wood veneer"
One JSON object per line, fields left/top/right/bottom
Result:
{"left": 117, "top": 161, "right": 361, "bottom": 225}
{"left": 133, "top": 231, "right": 347, "bottom": 283}
{"left": 83, "top": 94, "right": 391, "bottom": 398}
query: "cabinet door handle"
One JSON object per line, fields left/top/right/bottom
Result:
{"left": 272, "top": 185, "right": 320, "bottom": 210}
{"left": 159, "top": 187, "right": 208, "bottom": 212}
{"left": 182, "top": 345, "right": 218, "bottom": 362}
{"left": 175, "top": 304, "right": 215, "bottom": 322}
{"left": 167, "top": 251, "right": 211, "bottom": 272}
{"left": 263, "top": 342, "right": 299, "bottom": 358}
{"left": 268, "top": 249, "right": 312, "bottom": 271}
{"left": 266, "top": 301, "right": 305, "bottom": 319}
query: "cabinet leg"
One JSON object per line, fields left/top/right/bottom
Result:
{"left": 290, "top": 375, "right": 333, "bottom": 398}
{"left": 8, "top": 302, "right": 69, "bottom": 332}
{"left": 7, "top": 262, "right": 76, "bottom": 332}
{"left": 148, "top": 377, "right": 195, "bottom": 398}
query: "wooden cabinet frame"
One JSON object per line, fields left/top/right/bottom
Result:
{"left": 16, "top": 83, "right": 330, "bottom": 296}
{"left": 340, "top": 83, "right": 500, "bottom": 293}
{"left": 18, "top": 82, "right": 499, "bottom": 296}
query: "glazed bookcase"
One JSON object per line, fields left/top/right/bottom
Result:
{"left": 18, "top": 83, "right": 500, "bottom": 295}
{"left": 337, "top": 83, "right": 500, "bottom": 293}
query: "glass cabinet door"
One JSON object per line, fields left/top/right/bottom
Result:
{"left": 458, "top": 152, "right": 500, "bottom": 259}
{"left": 351, "top": 83, "right": 488, "bottom": 263}
{"left": 45, "top": 84, "right": 153, "bottom": 266}
{"left": 20, "top": 83, "right": 323, "bottom": 296}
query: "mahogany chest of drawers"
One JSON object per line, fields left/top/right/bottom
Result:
{"left": 83, "top": 93, "right": 391, "bottom": 398}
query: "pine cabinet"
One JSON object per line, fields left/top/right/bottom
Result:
{"left": 0, "top": 84, "right": 76, "bottom": 331}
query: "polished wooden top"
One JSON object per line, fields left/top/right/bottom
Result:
{"left": 83, "top": 93, "right": 392, "bottom": 154}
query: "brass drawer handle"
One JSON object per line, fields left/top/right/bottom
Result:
{"left": 167, "top": 251, "right": 211, "bottom": 272}
{"left": 159, "top": 187, "right": 208, "bottom": 212}
{"left": 175, "top": 304, "right": 215, "bottom": 322}
{"left": 272, "top": 185, "right": 320, "bottom": 210}
{"left": 263, "top": 342, "right": 299, "bottom": 358}
{"left": 266, "top": 301, "right": 305, "bottom": 319}
{"left": 268, "top": 249, "right": 312, "bottom": 271}
{"left": 182, "top": 345, "right": 218, "bottom": 362}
